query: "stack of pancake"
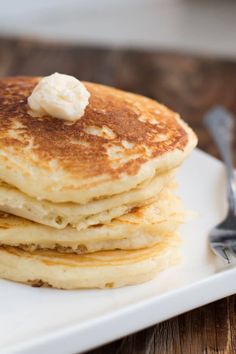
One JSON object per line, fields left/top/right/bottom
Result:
{"left": 0, "top": 77, "right": 197, "bottom": 289}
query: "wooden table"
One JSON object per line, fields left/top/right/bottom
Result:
{"left": 0, "top": 37, "right": 235, "bottom": 354}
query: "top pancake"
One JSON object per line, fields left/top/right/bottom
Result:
{"left": 0, "top": 77, "right": 197, "bottom": 203}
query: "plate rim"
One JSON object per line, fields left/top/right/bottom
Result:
{"left": 4, "top": 266, "right": 236, "bottom": 354}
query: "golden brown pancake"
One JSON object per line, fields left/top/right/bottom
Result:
{"left": 0, "top": 232, "right": 180, "bottom": 289}
{"left": 0, "top": 188, "right": 184, "bottom": 253}
{"left": 0, "top": 77, "right": 197, "bottom": 203}
{"left": 0, "top": 171, "right": 173, "bottom": 230}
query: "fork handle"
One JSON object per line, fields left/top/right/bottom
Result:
{"left": 204, "top": 107, "right": 236, "bottom": 215}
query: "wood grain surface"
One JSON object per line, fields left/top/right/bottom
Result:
{"left": 0, "top": 37, "right": 235, "bottom": 354}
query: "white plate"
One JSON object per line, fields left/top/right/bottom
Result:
{"left": 0, "top": 149, "right": 236, "bottom": 354}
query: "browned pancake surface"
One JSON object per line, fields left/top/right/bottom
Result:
{"left": 0, "top": 77, "right": 188, "bottom": 180}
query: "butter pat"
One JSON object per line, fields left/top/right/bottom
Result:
{"left": 28, "top": 73, "right": 90, "bottom": 122}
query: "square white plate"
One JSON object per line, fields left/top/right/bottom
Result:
{"left": 0, "top": 149, "right": 236, "bottom": 354}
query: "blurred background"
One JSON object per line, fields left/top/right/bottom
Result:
{"left": 0, "top": 0, "right": 236, "bottom": 58}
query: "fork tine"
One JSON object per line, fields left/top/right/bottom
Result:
{"left": 229, "top": 244, "right": 236, "bottom": 259}
{"left": 211, "top": 244, "right": 231, "bottom": 263}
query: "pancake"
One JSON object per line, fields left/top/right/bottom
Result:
{"left": 0, "top": 233, "right": 180, "bottom": 289}
{"left": 0, "top": 77, "right": 197, "bottom": 203}
{"left": 0, "top": 190, "right": 184, "bottom": 253}
{"left": 0, "top": 171, "right": 173, "bottom": 230}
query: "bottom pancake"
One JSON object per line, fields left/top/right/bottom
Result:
{"left": 0, "top": 233, "right": 180, "bottom": 289}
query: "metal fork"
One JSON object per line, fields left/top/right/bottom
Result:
{"left": 204, "top": 106, "right": 236, "bottom": 263}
